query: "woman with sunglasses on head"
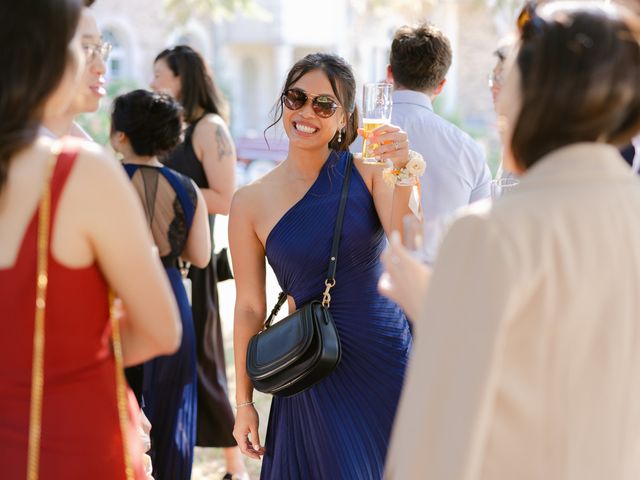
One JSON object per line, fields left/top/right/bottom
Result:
{"left": 229, "top": 53, "right": 414, "bottom": 479}
{"left": 0, "top": 1, "right": 182, "bottom": 478}
{"left": 150, "top": 45, "right": 246, "bottom": 480}
{"left": 111, "top": 89, "right": 211, "bottom": 480}
{"left": 382, "top": 3, "right": 640, "bottom": 479}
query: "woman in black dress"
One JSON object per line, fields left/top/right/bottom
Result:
{"left": 151, "top": 45, "right": 245, "bottom": 479}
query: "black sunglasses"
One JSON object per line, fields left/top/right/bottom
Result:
{"left": 282, "top": 88, "right": 341, "bottom": 118}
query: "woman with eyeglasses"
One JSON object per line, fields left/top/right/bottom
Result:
{"left": 41, "top": 0, "right": 109, "bottom": 139}
{"left": 382, "top": 3, "right": 640, "bottom": 479}
{"left": 229, "top": 53, "right": 414, "bottom": 479}
{"left": 150, "top": 45, "right": 246, "bottom": 480}
{"left": 0, "top": 1, "right": 182, "bottom": 478}
{"left": 490, "top": 38, "right": 520, "bottom": 182}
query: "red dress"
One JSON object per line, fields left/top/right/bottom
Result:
{"left": 0, "top": 149, "right": 144, "bottom": 479}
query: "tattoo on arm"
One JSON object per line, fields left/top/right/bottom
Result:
{"left": 215, "top": 125, "right": 233, "bottom": 161}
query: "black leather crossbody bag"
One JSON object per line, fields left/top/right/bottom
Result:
{"left": 246, "top": 153, "right": 353, "bottom": 397}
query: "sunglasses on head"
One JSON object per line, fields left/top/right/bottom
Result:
{"left": 282, "top": 88, "right": 341, "bottom": 118}
{"left": 517, "top": 1, "right": 545, "bottom": 38}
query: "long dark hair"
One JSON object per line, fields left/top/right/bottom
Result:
{"left": 154, "top": 45, "right": 229, "bottom": 125}
{"left": 511, "top": 2, "right": 640, "bottom": 170}
{"left": 266, "top": 53, "right": 360, "bottom": 152}
{"left": 0, "top": 0, "right": 82, "bottom": 193}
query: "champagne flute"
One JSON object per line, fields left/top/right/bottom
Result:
{"left": 402, "top": 214, "right": 444, "bottom": 266}
{"left": 362, "top": 82, "right": 392, "bottom": 165}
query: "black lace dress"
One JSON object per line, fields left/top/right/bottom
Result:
{"left": 163, "top": 118, "right": 236, "bottom": 447}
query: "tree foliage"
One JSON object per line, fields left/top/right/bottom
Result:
{"left": 165, "top": 0, "right": 271, "bottom": 24}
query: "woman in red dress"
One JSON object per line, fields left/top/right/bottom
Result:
{"left": 0, "top": 1, "right": 182, "bottom": 478}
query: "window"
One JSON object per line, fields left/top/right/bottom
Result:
{"left": 102, "top": 29, "right": 127, "bottom": 81}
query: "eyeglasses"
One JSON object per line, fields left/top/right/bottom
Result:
{"left": 488, "top": 70, "right": 504, "bottom": 89}
{"left": 82, "top": 42, "right": 112, "bottom": 63}
{"left": 282, "top": 88, "right": 341, "bottom": 118}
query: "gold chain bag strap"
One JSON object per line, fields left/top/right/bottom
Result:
{"left": 109, "top": 292, "right": 136, "bottom": 480}
{"left": 27, "top": 146, "right": 135, "bottom": 480}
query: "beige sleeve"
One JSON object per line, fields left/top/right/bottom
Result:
{"left": 385, "top": 212, "right": 519, "bottom": 480}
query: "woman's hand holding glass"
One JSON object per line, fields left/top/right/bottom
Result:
{"left": 358, "top": 124, "right": 410, "bottom": 169}
{"left": 378, "top": 231, "right": 432, "bottom": 322}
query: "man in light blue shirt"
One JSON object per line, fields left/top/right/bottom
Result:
{"left": 387, "top": 24, "right": 491, "bottom": 227}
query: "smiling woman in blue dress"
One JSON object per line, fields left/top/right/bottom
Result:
{"left": 229, "top": 53, "right": 416, "bottom": 479}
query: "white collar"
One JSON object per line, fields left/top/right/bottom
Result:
{"left": 392, "top": 90, "right": 434, "bottom": 112}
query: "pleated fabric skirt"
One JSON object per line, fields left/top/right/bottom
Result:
{"left": 259, "top": 291, "right": 412, "bottom": 480}
{"left": 143, "top": 267, "right": 197, "bottom": 480}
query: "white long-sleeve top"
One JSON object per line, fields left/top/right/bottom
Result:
{"left": 386, "top": 143, "right": 640, "bottom": 480}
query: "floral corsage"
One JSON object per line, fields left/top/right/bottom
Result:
{"left": 382, "top": 150, "right": 426, "bottom": 187}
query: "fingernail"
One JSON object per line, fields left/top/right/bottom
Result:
{"left": 255, "top": 444, "right": 261, "bottom": 450}
{"left": 390, "top": 231, "right": 401, "bottom": 244}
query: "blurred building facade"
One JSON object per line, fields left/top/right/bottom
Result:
{"left": 92, "top": 0, "right": 514, "bottom": 170}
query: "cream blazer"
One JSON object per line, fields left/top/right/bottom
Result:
{"left": 386, "top": 144, "right": 640, "bottom": 480}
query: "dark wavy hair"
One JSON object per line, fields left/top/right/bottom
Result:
{"left": 266, "top": 53, "right": 359, "bottom": 151}
{"left": 0, "top": 0, "right": 82, "bottom": 193}
{"left": 511, "top": 2, "right": 640, "bottom": 170}
{"left": 390, "top": 23, "right": 452, "bottom": 92}
{"left": 111, "top": 90, "right": 183, "bottom": 157}
{"left": 154, "top": 45, "right": 229, "bottom": 125}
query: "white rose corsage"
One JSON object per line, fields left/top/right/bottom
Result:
{"left": 382, "top": 150, "right": 426, "bottom": 187}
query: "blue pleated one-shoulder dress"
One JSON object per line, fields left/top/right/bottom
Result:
{"left": 261, "top": 151, "right": 412, "bottom": 480}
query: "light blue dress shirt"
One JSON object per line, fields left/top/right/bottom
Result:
{"left": 391, "top": 90, "right": 491, "bottom": 225}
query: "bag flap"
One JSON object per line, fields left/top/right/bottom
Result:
{"left": 247, "top": 302, "right": 317, "bottom": 379}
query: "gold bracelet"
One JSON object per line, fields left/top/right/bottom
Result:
{"left": 236, "top": 401, "right": 255, "bottom": 409}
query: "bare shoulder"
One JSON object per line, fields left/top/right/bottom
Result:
{"left": 193, "top": 113, "right": 230, "bottom": 137}
{"left": 352, "top": 153, "right": 374, "bottom": 191}
{"left": 70, "top": 140, "right": 126, "bottom": 183}
{"left": 57, "top": 141, "right": 135, "bottom": 213}
{"left": 230, "top": 164, "right": 284, "bottom": 217}
{"left": 192, "top": 113, "right": 235, "bottom": 161}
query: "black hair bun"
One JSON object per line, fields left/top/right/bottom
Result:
{"left": 111, "top": 89, "right": 182, "bottom": 157}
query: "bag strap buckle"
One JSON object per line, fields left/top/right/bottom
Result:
{"left": 322, "top": 279, "right": 336, "bottom": 308}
